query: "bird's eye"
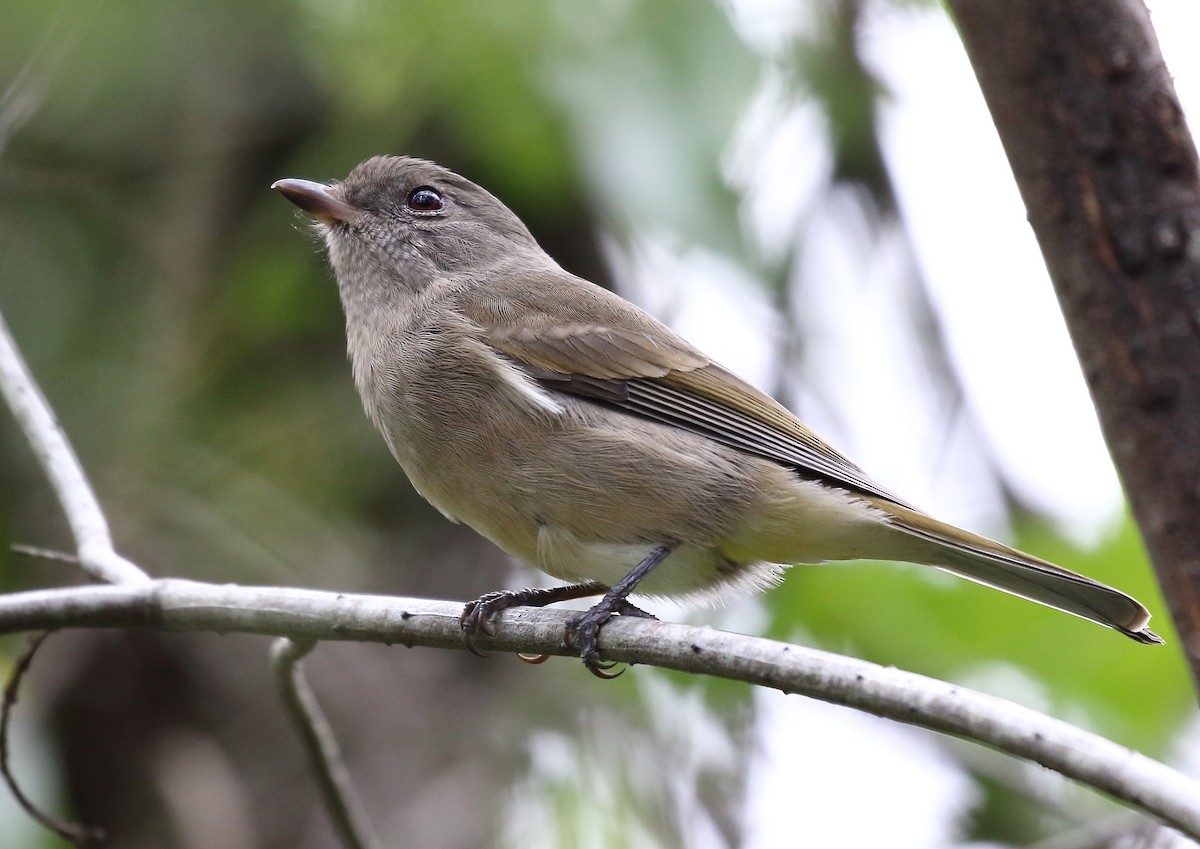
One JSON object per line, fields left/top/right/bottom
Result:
{"left": 405, "top": 186, "right": 444, "bottom": 213}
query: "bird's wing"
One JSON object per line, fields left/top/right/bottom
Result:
{"left": 459, "top": 278, "right": 1162, "bottom": 644}
{"left": 462, "top": 279, "right": 914, "bottom": 508}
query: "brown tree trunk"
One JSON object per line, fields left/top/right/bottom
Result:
{"left": 947, "top": 0, "right": 1200, "bottom": 690}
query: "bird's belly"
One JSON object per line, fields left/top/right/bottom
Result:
{"left": 533, "top": 525, "right": 785, "bottom": 602}
{"left": 381, "top": 397, "right": 780, "bottom": 598}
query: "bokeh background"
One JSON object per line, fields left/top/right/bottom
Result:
{"left": 1, "top": 1, "right": 1196, "bottom": 847}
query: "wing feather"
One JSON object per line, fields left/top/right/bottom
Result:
{"left": 465, "top": 282, "right": 910, "bottom": 506}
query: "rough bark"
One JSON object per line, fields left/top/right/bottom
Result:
{"left": 948, "top": 0, "right": 1200, "bottom": 688}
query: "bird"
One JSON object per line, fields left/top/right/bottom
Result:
{"left": 273, "top": 155, "right": 1161, "bottom": 676}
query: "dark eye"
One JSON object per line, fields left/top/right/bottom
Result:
{"left": 405, "top": 186, "right": 444, "bottom": 213}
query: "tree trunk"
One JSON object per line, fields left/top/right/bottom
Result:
{"left": 947, "top": 0, "right": 1200, "bottom": 690}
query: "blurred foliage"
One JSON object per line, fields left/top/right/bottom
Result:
{"left": 0, "top": 0, "right": 1193, "bottom": 847}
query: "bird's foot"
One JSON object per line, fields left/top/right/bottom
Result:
{"left": 459, "top": 590, "right": 521, "bottom": 657}
{"left": 565, "top": 602, "right": 623, "bottom": 679}
{"left": 565, "top": 545, "right": 672, "bottom": 678}
{"left": 461, "top": 547, "right": 669, "bottom": 677}
{"left": 565, "top": 597, "right": 660, "bottom": 679}
{"left": 459, "top": 582, "right": 608, "bottom": 657}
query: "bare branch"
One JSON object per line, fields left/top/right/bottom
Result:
{"left": 271, "top": 638, "right": 380, "bottom": 849}
{"left": 0, "top": 632, "right": 104, "bottom": 847}
{"left": 0, "top": 578, "right": 1192, "bottom": 839}
{"left": 0, "top": 310, "right": 149, "bottom": 585}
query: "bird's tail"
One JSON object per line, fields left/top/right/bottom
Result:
{"left": 874, "top": 500, "right": 1162, "bottom": 645}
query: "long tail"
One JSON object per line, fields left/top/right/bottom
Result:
{"left": 873, "top": 500, "right": 1162, "bottom": 645}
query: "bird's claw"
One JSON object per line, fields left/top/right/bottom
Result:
{"left": 566, "top": 606, "right": 627, "bottom": 679}
{"left": 459, "top": 590, "right": 516, "bottom": 657}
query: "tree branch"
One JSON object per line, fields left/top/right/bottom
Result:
{"left": 947, "top": 0, "right": 1200, "bottom": 688}
{"left": 271, "top": 638, "right": 380, "bottom": 849}
{"left": 0, "top": 312, "right": 149, "bottom": 585}
{"left": 0, "top": 633, "right": 103, "bottom": 847}
{"left": 0, "top": 578, "right": 1192, "bottom": 838}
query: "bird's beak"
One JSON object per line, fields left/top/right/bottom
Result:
{"left": 271, "top": 178, "right": 359, "bottom": 224}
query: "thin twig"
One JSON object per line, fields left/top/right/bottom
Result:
{"left": 0, "top": 309, "right": 149, "bottom": 585}
{"left": 1022, "top": 813, "right": 1160, "bottom": 849}
{"left": 0, "top": 578, "right": 1193, "bottom": 840}
{"left": 10, "top": 545, "right": 80, "bottom": 565}
{"left": 0, "top": 2, "right": 91, "bottom": 156}
{"left": 0, "top": 632, "right": 104, "bottom": 846}
{"left": 270, "top": 638, "right": 380, "bottom": 849}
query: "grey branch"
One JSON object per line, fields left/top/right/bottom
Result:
{"left": 0, "top": 311, "right": 149, "bottom": 585}
{"left": 0, "top": 578, "right": 1194, "bottom": 839}
{"left": 271, "top": 638, "right": 381, "bottom": 849}
{"left": 0, "top": 299, "right": 375, "bottom": 847}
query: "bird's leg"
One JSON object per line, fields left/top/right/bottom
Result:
{"left": 610, "top": 598, "right": 657, "bottom": 619}
{"left": 460, "top": 581, "right": 607, "bottom": 656}
{"left": 566, "top": 545, "right": 672, "bottom": 678}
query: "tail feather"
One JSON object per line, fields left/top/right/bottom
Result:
{"left": 875, "top": 501, "right": 1163, "bottom": 645}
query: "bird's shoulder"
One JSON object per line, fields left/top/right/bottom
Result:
{"left": 452, "top": 269, "right": 709, "bottom": 379}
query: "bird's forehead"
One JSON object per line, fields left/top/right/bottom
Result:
{"left": 344, "top": 156, "right": 449, "bottom": 192}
